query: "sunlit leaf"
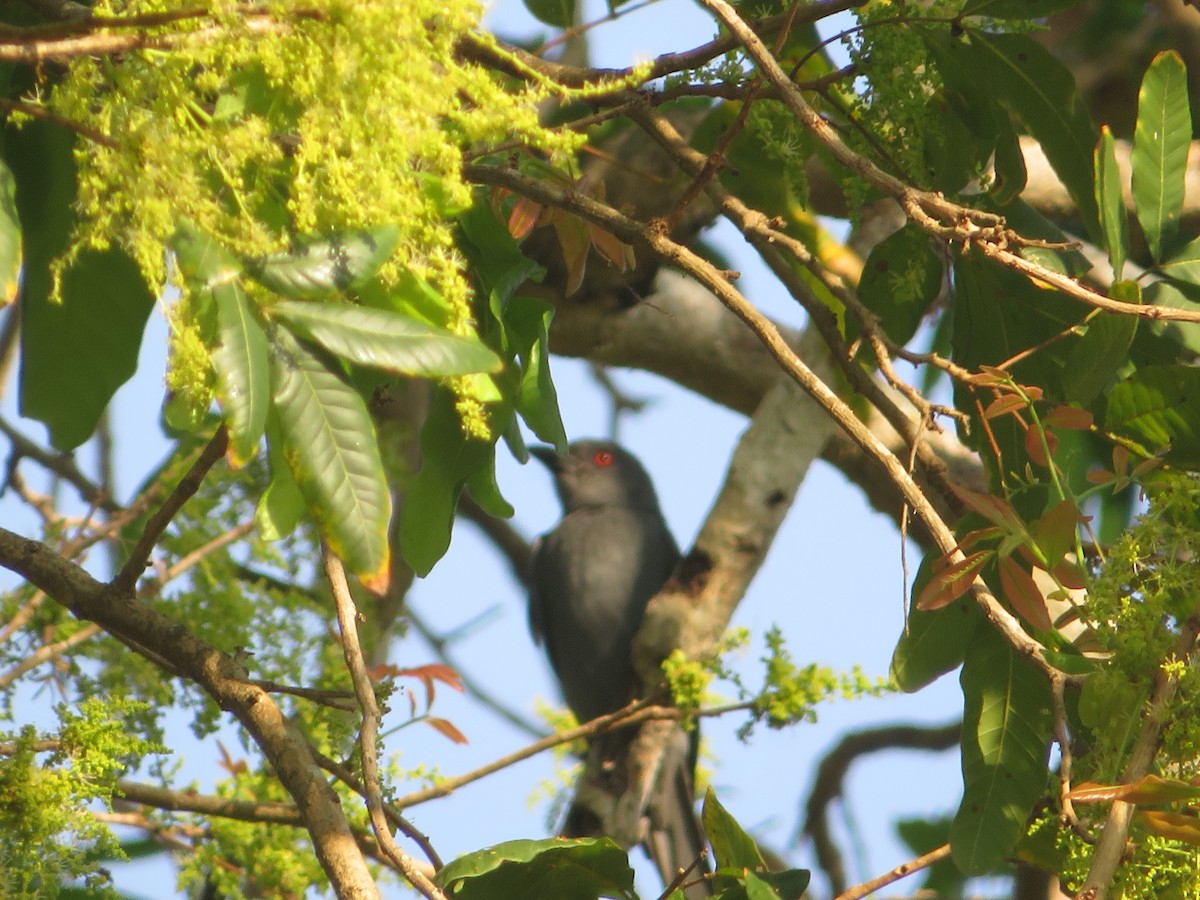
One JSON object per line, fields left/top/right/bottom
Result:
{"left": 916, "top": 551, "right": 991, "bottom": 611}
{"left": 269, "top": 328, "right": 391, "bottom": 583}
{"left": 1094, "top": 126, "right": 1128, "bottom": 280}
{"left": 1132, "top": 51, "right": 1191, "bottom": 262}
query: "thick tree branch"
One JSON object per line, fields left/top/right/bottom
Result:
{"left": 0, "top": 525, "right": 380, "bottom": 898}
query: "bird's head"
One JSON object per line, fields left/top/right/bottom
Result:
{"left": 531, "top": 440, "right": 662, "bottom": 513}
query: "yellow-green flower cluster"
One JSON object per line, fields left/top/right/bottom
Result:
{"left": 47, "top": 0, "right": 580, "bottom": 428}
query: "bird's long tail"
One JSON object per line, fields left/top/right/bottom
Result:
{"left": 643, "top": 728, "right": 712, "bottom": 899}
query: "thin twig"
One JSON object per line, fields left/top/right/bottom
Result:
{"left": 323, "top": 547, "right": 447, "bottom": 899}
{"left": 111, "top": 428, "right": 227, "bottom": 594}
{"left": 834, "top": 843, "right": 952, "bottom": 900}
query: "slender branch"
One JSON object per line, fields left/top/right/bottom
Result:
{"left": 0, "top": 621, "right": 100, "bottom": 689}
{"left": 111, "top": 428, "right": 227, "bottom": 594}
{"left": 0, "top": 524, "right": 381, "bottom": 897}
{"left": 323, "top": 548, "right": 447, "bottom": 900}
{"left": 834, "top": 843, "right": 952, "bottom": 900}
{"left": 0, "top": 415, "right": 117, "bottom": 511}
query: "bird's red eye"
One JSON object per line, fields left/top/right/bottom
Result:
{"left": 593, "top": 450, "right": 615, "bottom": 467}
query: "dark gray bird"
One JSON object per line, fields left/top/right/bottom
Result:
{"left": 529, "top": 440, "right": 711, "bottom": 898}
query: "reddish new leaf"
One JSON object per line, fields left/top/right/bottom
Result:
{"left": 1068, "top": 775, "right": 1200, "bottom": 805}
{"left": 1052, "top": 559, "right": 1088, "bottom": 590}
{"left": 1137, "top": 810, "right": 1200, "bottom": 845}
{"left": 916, "top": 550, "right": 991, "bottom": 611}
{"left": 1044, "top": 404, "right": 1094, "bottom": 430}
{"left": 1025, "top": 424, "right": 1058, "bottom": 467}
{"left": 508, "top": 195, "right": 543, "bottom": 241}
{"left": 425, "top": 716, "right": 469, "bottom": 745}
{"left": 950, "top": 485, "right": 1025, "bottom": 532}
{"left": 998, "top": 556, "right": 1053, "bottom": 631}
{"left": 983, "top": 394, "right": 1027, "bottom": 419}
{"left": 1033, "top": 500, "right": 1081, "bottom": 565}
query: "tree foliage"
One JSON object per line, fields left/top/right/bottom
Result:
{"left": 2, "top": 0, "right": 1200, "bottom": 898}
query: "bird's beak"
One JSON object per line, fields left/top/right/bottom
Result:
{"left": 529, "top": 445, "right": 562, "bottom": 472}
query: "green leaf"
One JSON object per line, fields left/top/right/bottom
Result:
{"left": 247, "top": 226, "right": 401, "bottom": 298}
{"left": 704, "top": 786, "right": 766, "bottom": 872}
{"left": 1159, "top": 233, "right": 1200, "bottom": 288}
{"left": 955, "top": 30, "right": 1101, "bottom": 241}
{"left": 170, "top": 219, "right": 242, "bottom": 287}
{"left": 0, "top": 156, "right": 20, "bottom": 306}
{"left": 1143, "top": 280, "right": 1200, "bottom": 357}
{"left": 271, "top": 300, "right": 501, "bottom": 377}
{"left": 1105, "top": 365, "right": 1200, "bottom": 467}
{"left": 211, "top": 282, "right": 270, "bottom": 467}
{"left": 269, "top": 327, "right": 391, "bottom": 582}
{"left": 465, "top": 452, "right": 515, "bottom": 518}
{"left": 1062, "top": 297, "right": 1138, "bottom": 405}
{"left": 255, "top": 414, "right": 307, "bottom": 542}
{"left": 503, "top": 295, "right": 568, "bottom": 450}
{"left": 892, "top": 556, "right": 983, "bottom": 692}
{"left": 1094, "top": 127, "right": 1128, "bottom": 280}
{"left": 950, "top": 626, "right": 1052, "bottom": 875}
{"left": 401, "top": 388, "right": 508, "bottom": 575}
{"left": 1132, "top": 51, "right": 1192, "bottom": 263}
{"left": 856, "top": 225, "right": 944, "bottom": 348}
{"left": 9, "top": 121, "right": 155, "bottom": 450}
{"left": 434, "top": 837, "right": 636, "bottom": 900}
{"left": 522, "top": 0, "right": 575, "bottom": 26}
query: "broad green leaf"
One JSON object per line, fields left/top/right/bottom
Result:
{"left": 1062, "top": 303, "right": 1138, "bottom": 406}
{"left": 1105, "top": 365, "right": 1200, "bottom": 467}
{"left": 522, "top": 0, "right": 575, "bottom": 26}
{"left": 503, "top": 295, "right": 568, "bottom": 451}
{"left": 1143, "top": 280, "right": 1200, "bottom": 357}
{"left": 433, "top": 837, "right": 635, "bottom": 900}
{"left": 9, "top": 121, "right": 155, "bottom": 450}
{"left": 950, "top": 626, "right": 1052, "bottom": 874}
{"left": 704, "top": 786, "right": 766, "bottom": 873}
{"left": 465, "top": 453, "right": 515, "bottom": 518}
{"left": 857, "top": 225, "right": 944, "bottom": 348}
{"left": 247, "top": 226, "right": 400, "bottom": 298}
{"left": 1159, "top": 233, "right": 1200, "bottom": 287}
{"left": 255, "top": 414, "right": 307, "bottom": 542}
{"left": 171, "top": 219, "right": 242, "bottom": 287}
{"left": 271, "top": 300, "right": 501, "bottom": 377}
{"left": 20, "top": 250, "right": 155, "bottom": 451}
{"left": 892, "top": 590, "right": 981, "bottom": 692}
{"left": 952, "top": 252, "right": 1083, "bottom": 474}
{"left": 955, "top": 30, "right": 1101, "bottom": 241}
{"left": 401, "top": 388, "right": 510, "bottom": 575}
{"left": 211, "top": 282, "right": 270, "bottom": 467}
{"left": 269, "top": 327, "right": 391, "bottom": 582}
{"left": 1094, "top": 127, "right": 1128, "bottom": 280}
{"left": 1132, "top": 52, "right": 1191, "bottom": 263}
{"left": 0, "top": 157, "right": 20, "bottom": 306}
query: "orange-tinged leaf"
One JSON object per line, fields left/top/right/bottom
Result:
{"left": 1025, "top": 424, "right": 1057, "bottom": 467}
{"left": 950, "top": 485, "right": 1025, "bottom": 532}
{"left": 1137, "top": 810, "right": 1200, "bottom": 845}
{"left": 1052, "top": 559, "right": 1088, "bottom": 590}
{"left": 1044, "top": 405, "right": 1094, "bottom": 430}
{"left": 554, "top": 216, "right": 590, "bottom": 295}
{"left": 1070, "top": 776, "right": 1200, "bottom": 805}
{"left": 377, "top": 663, "right": 466, "bottom": 710}
{"left": 1021, "top": 384, "right": 1044, "bottom": 401}
{"left": 508, "top": 195, "right": 543, "bottom": 241}
{"left": 984, "top": 394, "right": 1028, "bottom": 419}
{"left": 1033, "top": 500, "right": 1081, "bottom": 565}
{"left": 425, "top": 716, "right": 469, "bottom": 745}
{"left": 917, "top": 550, "right": 991, "bottom": 611}
{"left": 998, "top": 556, "right": 1052, "bottom": 631}
{"left": 1112, "top": 444, "right": 1129, "bottom": 476}
{"left": 587, "top": 223, "right": 635, "bottom": 272}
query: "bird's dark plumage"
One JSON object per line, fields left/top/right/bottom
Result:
{"left": 529, "top": 440, "right": 710, "bottom": 898}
